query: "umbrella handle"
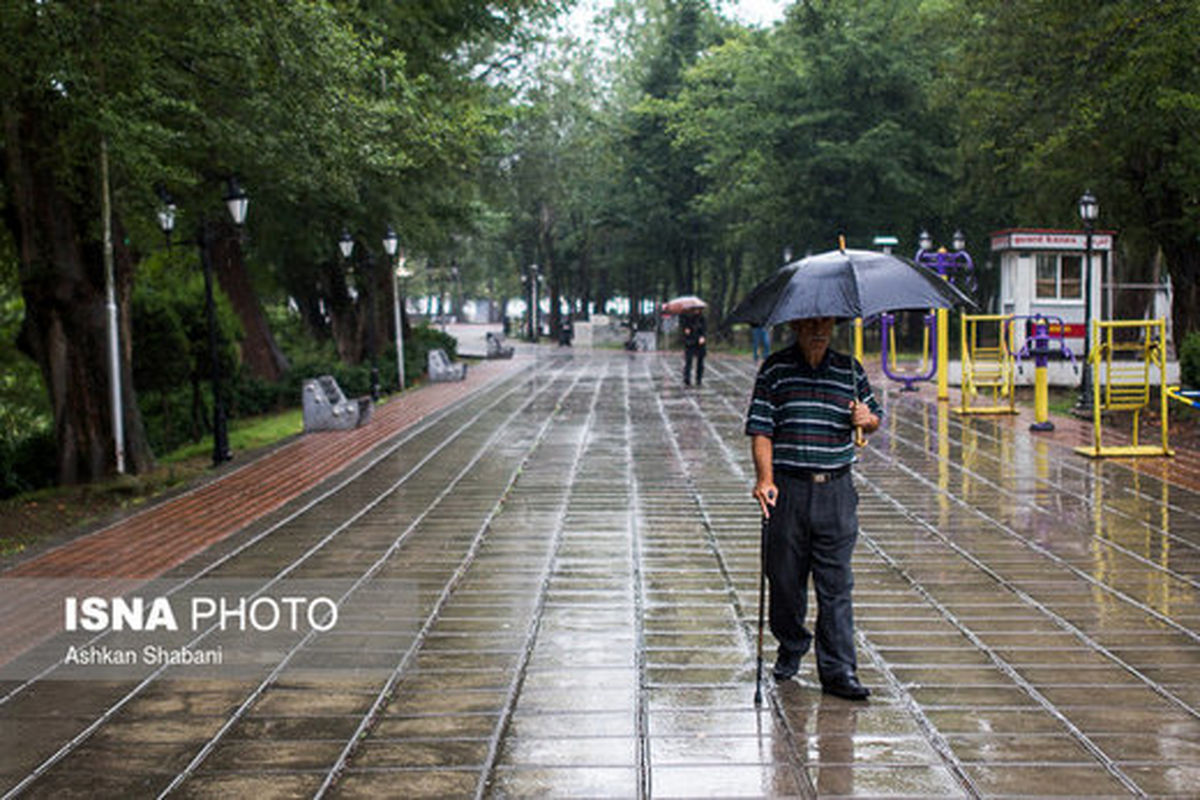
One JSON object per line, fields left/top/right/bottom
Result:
{"left": 851, "top": 360, "right": 869, "bottom": 447}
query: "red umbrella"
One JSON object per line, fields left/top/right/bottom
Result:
{"left": 661, "top": 295, "right": 708, "bottom": 315}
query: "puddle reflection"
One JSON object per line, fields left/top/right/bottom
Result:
{"left": 775, "top": 682, "right": 859, "bottom": 795}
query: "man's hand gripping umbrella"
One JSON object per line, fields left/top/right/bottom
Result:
{"left": 733, "top": 236, "right": 971, "bottom": 706}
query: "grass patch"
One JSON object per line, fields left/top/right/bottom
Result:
{"left": 0, "top": 405, "right": 306, "bottom": 563}
{"left": 1047, "top": 387, "right": 1080, "bottom": 416}
{"left": 161, "top": 407, "right": 303, "bottom": 464}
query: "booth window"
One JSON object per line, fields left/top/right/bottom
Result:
{"left": 1036, "top": 253, "right": 1083, "bottom": 300}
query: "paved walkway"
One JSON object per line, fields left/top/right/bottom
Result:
{"left": 2, "top": 345, "right": 1198, "bottom": 798}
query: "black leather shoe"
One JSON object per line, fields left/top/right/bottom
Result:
{"left": 772, "top": 649, "right": 800, "bottom": 680}
{"left": 822, "top": 673, "right": 870, "bottom": 700}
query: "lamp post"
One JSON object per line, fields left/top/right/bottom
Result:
{"left": 157, "top": 178, "right": 247, "bottom": 466}
{"left": 384, "top": 226, "right": 410, "bottom": 392}
{"left": 1075, "top": 190, "right": 1099, "bottom": 412}
{"left": 527, "top": 264, "right": 541, "bottom": 342}
{"left": 337, "top": 230, "right": 379, "bottom": 401}
{"left": 366, "top": 251, "right": 380, "bottom": 401}
{"left": 156, "top": 180, "right": 247, "bottom": 466}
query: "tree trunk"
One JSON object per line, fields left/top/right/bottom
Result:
{"left": 1164, "top": 240, "right": 1200, "bottom": 347}
{"left": 325, "top": 261, "right": 361, "bottom": 363}
{"left": 5, "top": 103, "right": 155, "bottom": 485}
{"left": 209, "top": 220, "right": 289, "bottom": 381}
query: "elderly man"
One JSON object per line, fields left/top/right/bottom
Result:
{"left": 745, "top": 316, "right": 882, "bottom": 700}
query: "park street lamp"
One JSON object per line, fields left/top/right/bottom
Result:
{"left": 383, "top": 225, "right": 412, "bottom": 393}
{"left": 336, "top": 230, "right": 381, "bottom": 401}
{"left": 156, "top": 177, "right": 249, "bottom": 467}
{"left": 1075, "top": 190, "right": 1099, "bottom": 413}
{"left": 524, "top": 264, "right": 542, "bottom": 342}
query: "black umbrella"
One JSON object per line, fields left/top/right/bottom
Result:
{"left": 727, "top": 248, "right": 975, "bottom": 327}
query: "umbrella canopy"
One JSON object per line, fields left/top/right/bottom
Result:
{"left": 727, "top": 248, "right": 974, "bottom": 326}
{"left": 661, "top": 295, "right": 708, "bottom": 315}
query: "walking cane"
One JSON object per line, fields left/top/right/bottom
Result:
{"left": 754, "top": 513, "right": 768, "bottom": 706}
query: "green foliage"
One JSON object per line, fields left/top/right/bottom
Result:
{"left": 131, "top": 253, "right": 244, "bottom": 455}
{"left": 0, "top": 258, "right": 53, "bottom": 498}
{"left": 1180, "top": 332, "right": 1200, "bottom": 390}
{"left": 946, "top": 0, "right": 1200, "bottom": 335}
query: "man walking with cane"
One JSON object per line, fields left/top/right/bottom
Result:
{"left": 745, "top": 316, "right": 881, "bottom": 700}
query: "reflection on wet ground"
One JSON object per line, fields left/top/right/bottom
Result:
{"left": 2, "top": 349, "right": 1198, "bottom": 798}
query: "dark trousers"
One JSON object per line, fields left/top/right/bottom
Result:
{"left": 684, "top": 345, "right": 706, "bottom": 385}
{"left": 765, "top": 469, "right": 859, "bottom": 682}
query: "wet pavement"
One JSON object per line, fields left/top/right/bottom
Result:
{"left": 2, "top": 346, "right": 1199, "bottom": 798}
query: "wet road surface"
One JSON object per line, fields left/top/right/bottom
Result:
{"left": 2, "top": 349, "right": 1198, "bottom": 798}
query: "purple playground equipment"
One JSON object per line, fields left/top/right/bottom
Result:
{"left": 877, "top": 230, "right": 978, "bottom": 392}
{"left": 880, "top": 311, "right": 937, "bottom": 391}
{"left": 1011, "top": 314, "right": 1077, "bottom": 432}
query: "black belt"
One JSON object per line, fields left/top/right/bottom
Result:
{"left": 777, "top": 465, "right": 851, "bottom": 484}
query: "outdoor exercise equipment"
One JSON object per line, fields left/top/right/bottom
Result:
{"left": 958, "top": 313, "right": 1017, "bottom": 416}
{"left": 1075, "top": 318, "right": 1173, "bottom": 458}
{"left": 915, "top": 232, "right": 977, "bottom": 401}
{"left": 1011, "top": 315, "right": 1076, "bottom": 432}
{"left": 880, "top": 310, "right": 937, "bottom": 391}
{"left": 1167, "top": 386, "right": 1200, "bottom": 408}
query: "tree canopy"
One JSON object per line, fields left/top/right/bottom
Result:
{"left": 2, "top": 0, "right": 1198, "bottom": 488}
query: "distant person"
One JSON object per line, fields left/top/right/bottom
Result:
{"left": 558, "top": 316, "right": 573, "bottom": 346}
{"left": 752, "top": 325, "right": 770, "bottom": 361}
{"left": 681, "top": 310, "right": 707, "bottom": 386}
{"left": 746, "top": 316, "right": 882, "bottom": 700}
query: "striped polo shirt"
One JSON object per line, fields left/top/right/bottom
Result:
{"left": 744, "top": 346, "right": 882, "bottom": 472}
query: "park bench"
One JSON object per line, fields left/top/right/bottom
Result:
{"left": 302, "top": 375, "right": 372, "bottom": 432}
{"left": 428, "top": 348, "right": 467, "bottom": 382}
{"left": 485, "top": 332, "right": 514, "bottom": 359}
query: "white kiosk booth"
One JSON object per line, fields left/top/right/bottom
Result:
{"left": 989, "top": 228, "right": 1177, "bottom": 386}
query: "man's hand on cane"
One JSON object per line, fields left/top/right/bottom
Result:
{"left": 753, "top": 482, "right": 777, "bottom": 519}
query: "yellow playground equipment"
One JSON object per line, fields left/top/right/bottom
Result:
{"left": 1167, "top": 384, "right": 1200, "bottom": 409}
{"left": 958, "top": 314, "right": 1016, "bottom": 415}
{"left": 1075, "top": 318, "right": 1173, "bottom": 458}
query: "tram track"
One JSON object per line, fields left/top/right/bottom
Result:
{"left": 654, "top": 356, "right": 991, "bottom": 798}
{"left": 711, "top": 356, "right": 1200, "bottom": 664}
{"left": 624, "top": 359, "right": 652, "bottom": 800}
{"left": 649, "top": 359, "right": 819, "bottom": 799}
{"left": 2, "top": 359, "right": 577, "bottom": 799}
{"left": 714, "top": 356, "right": 1200, "bottom": 595}
{"left": 466, "top": 360, "right": 607, "bottom": 800}
{"left": 0, "top": 363, "right": 546, "bottom": 705}
{"left": 170, "top": 362, "right": 588, "bottom": 799}
{"left": 666, "top": 354, "right": 1183, "bottom": 795}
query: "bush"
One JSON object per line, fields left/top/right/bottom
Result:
{"left": 1180, "top": 331, "right": 1200, "bottom": 389}
{"left": 136, "top": 309, "right": 463, "bottom": 460}
{"left": 0, "top": 427, "right": 55, "bottom": 499}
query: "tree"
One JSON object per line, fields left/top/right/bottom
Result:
{"left": 664, "top": 0, "right": 951, "bottom": 319}
{"left": 0, "top": 0, "right": 554, "bottom": 485}
{"left": 948, "top": 0, "right": 1200, "bottom": 338}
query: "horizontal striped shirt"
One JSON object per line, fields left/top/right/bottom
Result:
{"left": 744, "top": 346, "right": 882, "bottom": 472}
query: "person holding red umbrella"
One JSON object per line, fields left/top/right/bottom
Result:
{"left": 661, "top": 295, "right": 710, "bottom": 387}
{"left": 681, "top": 309, "right": 707, "bottom": 386}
